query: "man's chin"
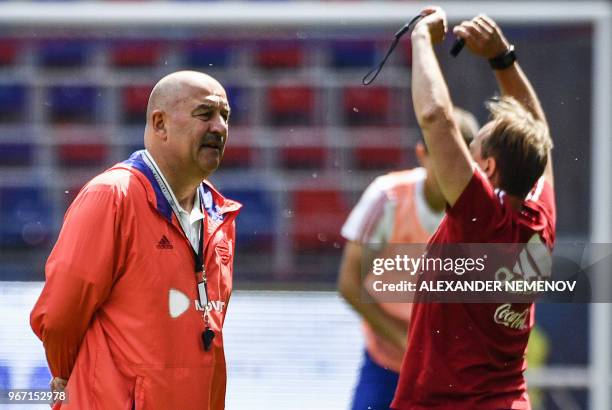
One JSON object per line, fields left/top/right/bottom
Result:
{"left": 197, "top": 159, "right": 221, "bottom": 178}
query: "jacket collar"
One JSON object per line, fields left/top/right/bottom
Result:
{"left": 122, "top": 150, "right": 241, "bottom": 223}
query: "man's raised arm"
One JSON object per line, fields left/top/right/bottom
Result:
{"left": 411, "top": 7, "right": 475, "bottom": 206}
{"left": 453, "top": 15, "right": 553, "bottom": 187}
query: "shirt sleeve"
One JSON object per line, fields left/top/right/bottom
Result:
{"left": 445, "top": 169, "right": 506, "bottom": 241}
{"left": 30, "top": 182, "right": 124, "bottom": 379}
{"left": 341, "top": 176, "right": 394, "bottom": 246}
{"left": 525, "top": 176, "right": 557, "bottom": 245}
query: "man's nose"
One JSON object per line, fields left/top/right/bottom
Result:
{"left": 209, "top": 113, "right": 228, "bottom": 136}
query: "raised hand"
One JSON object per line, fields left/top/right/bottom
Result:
{"left": 413, "top": 6, "right": 448, "bottom": 44}
{"left": 453, "top": 15, "right": 511, "bottom": 58}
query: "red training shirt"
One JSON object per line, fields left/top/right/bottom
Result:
{"left": 392, "top": 169, "right": 556, "bottom": 410}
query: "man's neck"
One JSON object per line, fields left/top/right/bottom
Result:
{"left": 148, "top": 151, "right": 201, "bottom": 212}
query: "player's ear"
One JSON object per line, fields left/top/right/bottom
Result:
{"left": 415, "top": 142, "right": 427, "bottom": 167}
{"left": 151, "top": 110, "right": 167, "bottom": 139}
{"left": 482, "top": 156, "right": 497, "bottom": 179}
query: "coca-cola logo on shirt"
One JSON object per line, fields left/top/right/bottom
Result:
{"left": 493, "top": 303, "right": 529, "bottom": 330}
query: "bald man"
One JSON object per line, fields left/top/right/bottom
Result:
{"left": 31, "top": 71, "right": 242, "bottom": 409}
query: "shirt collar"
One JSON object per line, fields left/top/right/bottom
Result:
{"left": 144, "top": 150, "right": 205, "bottom": 225}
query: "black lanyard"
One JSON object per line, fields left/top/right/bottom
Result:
{"left": 362, "top": 13, "right": 466, "bottom": 86}
{"left": 140, "top": 151, "right": 216, "bottom": 351}
{"left": 362, "top": 14, "right": 424, "bottom": 85}
{"left": 190, "top": 198, "right": 216, "bottom": 352}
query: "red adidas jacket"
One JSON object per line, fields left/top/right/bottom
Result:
{"left": 31, "top": 151, "right": 242, "bottom": 409}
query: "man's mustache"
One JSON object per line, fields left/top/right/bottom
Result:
{"left": 200, "top": 133, "right": 225, "bottom": 148}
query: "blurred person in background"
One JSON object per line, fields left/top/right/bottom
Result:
{"left": 338, "top": 108, "right": 478, "bottom": 410}
{"left": 30, "top": 70, "right": 241, "bottom": 409}
{"left": 391, "top": 7, "right": 555, "bottom": 409}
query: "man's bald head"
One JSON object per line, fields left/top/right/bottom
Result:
{"left": 145, "top": 71, "right": 226, "bottom": 125}
{"left": 143, "top": 70, "right": 230, "bottom": 184}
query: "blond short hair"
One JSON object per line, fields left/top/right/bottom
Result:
{"left": 482, "top": 96, "right": 552, "bottom": 198}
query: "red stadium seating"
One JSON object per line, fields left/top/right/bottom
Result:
{"left": 280, "top": 146, "right": 327, "bottom": 169}
{"left": 122, "top": 85, "right": 153, "bottom": 124}
{"left": 276, "top": 129, "right": 328, "bottom": 169}
{"left": 291, "top": 188, "right": 349, "bottom": 250}
{"left": 110, "top": 40, "right": 162, "bottom": 67}
{"left": 355, "top": 145, "right": 405, "bottom": 170}
{"left": 57, "top": 143, "right": 108, "bottom": 168}
{"left": 256, "top": 41, "right": 304, "bottom": 69}
{"left": 267, "top": 86, "right": 315, "bottom": 126}
{"left": 343, "top": 86, "right": 390, "bottom": 126}
{"left": 220, "top": 127, "right": 254, "bottom": 168}
{"left": 351, "top": 129, "right": 412, "bottom": 170}
{"left": 0, "top": 40, "right": 18, "bottom": 66}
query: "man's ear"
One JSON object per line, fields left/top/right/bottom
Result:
{"left": 482, "top": 156, "right": 497, "bottom": 180}
{"left": 415, "top": 142, "right": 427, "bottom": 167}
{"left": 151, "top": 110, "right": 167, "bottom": 139}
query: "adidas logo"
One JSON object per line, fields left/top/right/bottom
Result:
{"left": 157, "top": 235, "right": 173, "bottom": 250}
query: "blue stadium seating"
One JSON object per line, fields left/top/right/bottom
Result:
{"left": 39, "top": 40, "right": 91, "bottom": 68}
{"left": 225, "top": 86, "right": 249, "bottom": 125}
{"left": 222, "top": 188, "right": 276, "bottom": 250}
{"left": 0, "top": 186, "right": 51, "bottom": 249}
{"left": 0, "top": 365, "right": 9, "bottom": 389}
{"left": 184, "top": 42, "right": 231, "bottom": 69}
{"left": 29, "top": 366, "right": 52, "bottom": 389}
{"left": 49, "top": 86, "right": 97, "bottom": 123}
{"left": 330, "top": 40, "right": 377, "bottom": 68}
{"left": 0, "top": 85, "right": 26, "bottom": 122}
{"left": 0, "top": 143, "right": 34, "bottom": 167}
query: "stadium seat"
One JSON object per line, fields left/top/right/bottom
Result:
{"left": 0, "top": 39, "right": 18, "bottom": 66}
{"left": 0, "top": 365, "right": 9, "bottom": 389}
{"left": 352, "top": 128, "right": 411, "bottom": 170}
{"left": 183, "top": 42, "right": 231, "bottom": 69}
{"left": 57, "top": 143, "right": 108, "bottom": 168}
{"left": 291, "top": 188, "right": 349, "bottom": 250}
{"left": 109, "top": 40, "right": 161, "bottom": 68}
{"left": 221, "top": 145, "right": 254, "bottom": 169}
{"left": 29, "top": 366, "right": 51, "bottom": 389}
{"left": 39, "top": 39, "right": 91, "bottom": 68}
{"left": 121, "top": 85, "right": 153, "bottom": 124}
{"left": 330, "top": 40, "right": 377, "bottom": 68}
{"left": 225, "top": 86, "right": 249, "bottom": 126}
{"left": 255, "top": 40, "right": 303, "bottom": 69}
{"left": 280, "top": 146, "right": 327, "bottom": 170}
{"left": 354, "top": 145, "right": 406, "bottom": 170}
{"left": 0, "top": 143, "right": 35, "bottom": 167}
{"left": 267, "top": 85, "right": 314, "bottom": 126}
{"left": 278, "top": 130, "right": 328, "bottom": 170}
{"left": 343, "top": 86, "right": 390, "bottom": 126}
{"left": 222, "top": 188, "right": 276, "bottom": 250}
{"left": 217, "top": 126, "right": 253, "bottom": 168}
{"left": 0, "top": 85, "right": 26, "bottom": 122}
{"left": 0, "top": 186, "right": 51, "bottom": 249}
{"left": 402, "top": 40, "right": 413, "bottom": 67}
{"left": 48, "top": 86, "right": 97, "bottom": 123}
